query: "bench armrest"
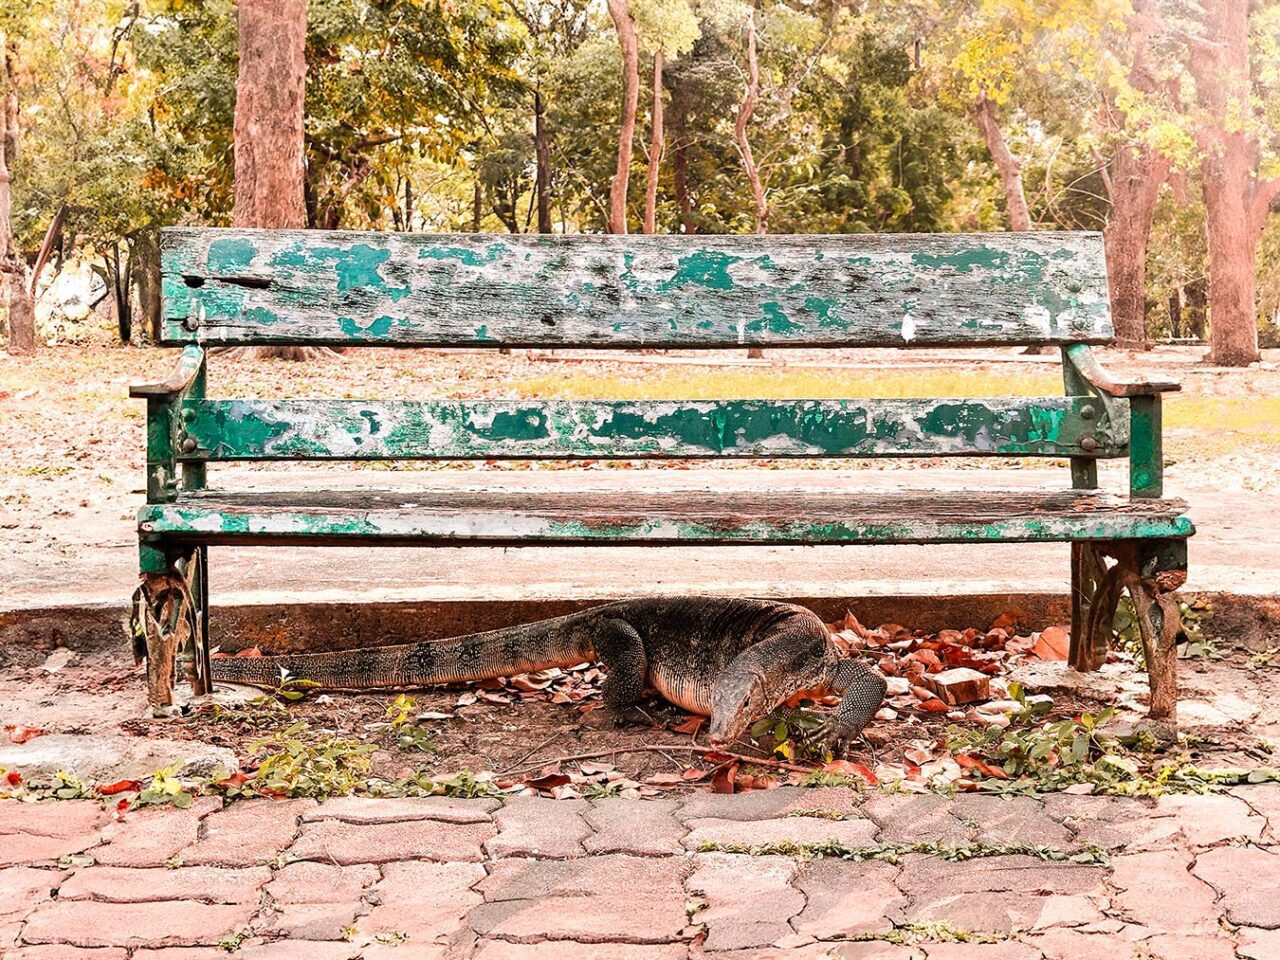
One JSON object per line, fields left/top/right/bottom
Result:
{"left": 1063, "top": 344, "right": 1180, "bottom": 397}
{"left": 130, "top": 346, "right": 206, "bottom": 399}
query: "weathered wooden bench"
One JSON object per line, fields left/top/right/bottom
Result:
{"left": 131, "top": 229, "right": 1192, "bottom": 720}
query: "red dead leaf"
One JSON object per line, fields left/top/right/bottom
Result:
{"left": 990, "top": 612, "right": 1018, "bottom": 632}
{"left": 955, "top": 755, "right": 1010, "bottom": 780}
{"left": 524, "top": 773, "right": 571, "bottom": 791}
{"left": 918, "top": 698, "right": 950, "bottom": 712}
{"left": 5, "top": 771, "right": 21, "bottom": 786}
{"left": 671, "top": 716, "right": 705, "bottom": 736}
{"left": 5, "top": 726, "right": 46, "bottom": 744}
{"left": 96, "top": 780, "right": 142, "bottom": 796}
{"left": 234, "top": 647, "right": 263, "bottom": 659}
{"left": 682, "top": 767, "right": 711, "bottom": 781}
{"left": 822, "top": 760, "right": 878, "bottom": 786}
{"left": 1033, "top": 625, "right": 1071, "bottom": 661}
{"left": 712, "top": 761, "right": 739, "bottom": 794}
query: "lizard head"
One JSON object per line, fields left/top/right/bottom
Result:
{"left": 707, "top": 662, "right": 770, "bottom": 749}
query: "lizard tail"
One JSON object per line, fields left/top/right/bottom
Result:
{"left": 209, "top": 607, "right": 605, "bottom": 691}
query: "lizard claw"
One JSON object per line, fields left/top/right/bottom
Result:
{"left": 803, "top": 717, "right": 858, "bottom": 759}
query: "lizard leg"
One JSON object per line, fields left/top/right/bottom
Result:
{"left": 595, "top": 618, "right": 650, "bottom": 725}
{"left": 807, "top": 657, "right": 887, "bottom": 757}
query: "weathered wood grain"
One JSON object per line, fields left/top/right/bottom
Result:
{"left": 177, "top": 397, "right": 1128, "bottom": 461}
{"left": 160, "top": 229, "right": 1113, "bottom": 347}
{"left": 139, "top": 488, "right": 1193, "bottom": 547}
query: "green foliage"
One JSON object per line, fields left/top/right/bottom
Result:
{"left": 234, "top": 721, "right": 376, "bottom": 800}
{"left": 383, "top": 694, "right": 437, "bottom": 754}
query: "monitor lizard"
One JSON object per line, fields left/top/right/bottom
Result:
{"left": 210, "top": 596, "right": 887, "bottom": 753}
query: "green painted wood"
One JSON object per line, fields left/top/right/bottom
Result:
{"left": 1061, "top": 345, "right": 1100, "bottom": 489}
{"left": 136, "top": 488, "right": 1194, "bottom": 547}
{"left": 160, "top": 228, "right": 1113, "bottom": 348}
{"left": 141, "top": 345, "right": 206, "bottom": 503}
{"left": 1130, "top": 394, "right": 1163, "bottom": 498}
{"left": 177, "top": 397, "right": 1127, "bottom": 461}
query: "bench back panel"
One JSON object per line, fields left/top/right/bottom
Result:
{"left": 178, "top": 397, "right": 1127, "bottom": 461}
{"left": 161, "top": 229, "right": 1112, "bottom": 348}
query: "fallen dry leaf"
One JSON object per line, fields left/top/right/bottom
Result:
{"left": 5, "top": 725, "right": 46, "bottom": 744}
{"left": 822, "top": 759, "right": 878, "bottom": 786}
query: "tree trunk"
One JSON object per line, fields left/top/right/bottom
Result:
{"left": 735, "top": 10, "right": 766, "bottom": 235}
{"left": 233, "top": 0, "right": 308, "bottom": 229}
{"left": 134, "top": 229, "right": 163, "bottom": 343}
{"left": 534, "top": 87, "right": 552, "bottom": 234}
{"left": 404, "top": 176, "right": 413, "bottom": 232}
{"left": 606, "top": 0, "right": 639, "bottom": 234}
{"left": 0, "top": 34, "right": 33, "bottom": 356}
{"left": 1185, "top": 0, "right": 1278, "bottom": 366}
{"left": 642, "top": 52, "right": 664, "bottom": 234}
{"left": 232, "top": 0, "right": 324, "bottom": 362}
{"left": 972, "top": 95, "right": 1031, "bottom": 232}
{"left": 1103, "top": 146, "right": 1169, "bottom": 348}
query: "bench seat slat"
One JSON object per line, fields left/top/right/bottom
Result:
{"left": 139, "top": 488, "right": 1192, "bottom": 546}
{"left": 180, "top": 397, "right": 1126, "bottom": 461}
{"left": 161, "top": 229, "right": 1112, "bottom": 347}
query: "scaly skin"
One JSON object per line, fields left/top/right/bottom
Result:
{"left": 211, "top": 597, "right": 887, "bottom": 751}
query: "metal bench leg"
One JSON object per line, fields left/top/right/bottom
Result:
{"left": 131, "top": 545, "right": 209, "bottom": 714}
{"left": 1069, "top": 543, "right": 1111, "bottom": 672}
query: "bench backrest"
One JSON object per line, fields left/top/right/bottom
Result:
{"left": 153, "top": 228, "right": 1128, "bottom": 470}
{"left": 161, "top": 229, "right": 1112, "bottom": 349}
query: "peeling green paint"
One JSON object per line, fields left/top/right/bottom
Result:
{"left": 207, "top": 237, "right": 257, "bottom": 274}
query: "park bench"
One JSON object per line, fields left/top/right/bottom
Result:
{"left": 130, "top": 229, "right": 1193, "bottom": 721}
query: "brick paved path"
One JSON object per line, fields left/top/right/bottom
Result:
{"left": 3, "top": 785, "right": 1280, "bottom": 959}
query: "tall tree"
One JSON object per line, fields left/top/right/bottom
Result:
{"left": 606, "top": 0, "right": 640, "bottom": 233}
{"left": 1180, "top": 0, "right": 1279, "bottom": 366}
{"left": 633, "top": 0, "right": 699, "bottom": 233}
{"left": 1093, "top": 0, "right": 1171, "bottom": 348}
{"left": 0, "top": 29, "right": 33, "bottom": 355}
{"left": 233, "top": 0, "right": 308, "bottom": 229}
{"left": 734, "top": 7, "right": 767, "bottom": 234}
{"left": 970, "top": 95, "right": 1030, "bottom": 230}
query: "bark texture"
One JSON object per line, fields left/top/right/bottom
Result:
{"left": 607, "top": 0, "right": 639, "bottom": 234}
{"left": 972, "top": 95, "right": 1031, "bottom": 232}
{"left": 534, "top": 87, "right": 552, "bottom": 234}
{"left": 1098, "top": 0, "right": 1170, "bottom": 349}
{"left": 0, "top": 35, "right": 33, "bottom": 355}
{"left": 231, "top": 0, "right": 322, "bottom": 361}
{"left": 232, "top": 0, "right": 308, "bottom": 230}
{"left": 642, "top": 53, "right": 664, "bottom": 234}
{"left": 1186, "top": 0, "right": 1278, "bottom": 366}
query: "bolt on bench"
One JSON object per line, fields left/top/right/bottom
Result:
{"left": 130, "top": 229, "right": 1193, "bottom": 719}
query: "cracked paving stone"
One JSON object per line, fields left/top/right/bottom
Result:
{"left": 682, "top": 815, "right": 878, "bottom": 851}
{"left": 472, "top": 853, "right": 686, "bottom": 944}
{"left": 1132, "top": 934, "right": 1239, "bottom": 960}
{"left": 920, "top": 945, "right": 1042, "bottom": 959}
{"left": 134, "top": 944, "right": 364, "bottom": 959}
{"left": 358, "top": 860, "right": 485, "bottom": 945}
{"left": 0, "top": 866, "right": 68, "bottom": 920}
{"left": 287, "top": 817, "right": 495, "bottom": 865}
{"left": 950, "top": 794, "right": 1073, "bottom": 847}
{"left": 58, "top": 864, "right": 270, "bottom": 904}
{"left": 301, "top": 796, "right": 499, "bottom": 825}
{"left": 470, "top": 942, "right": 689, "bottom": 959}
{"left": 789, "top": 858, "right": 905, "bottom": 939}
{"left": 897, "top": 853, "right": 1106, "bottom": 932}
{"left": 584, "top": 797, "right": 685, "bottom": 856}
{"left": 704, "top": 941, "right": 920, "bottom": 958}
{"left": 860, "top": 793, "right": 973, "bottom": 845}
{"left": 1228, "top": 784, "right": 1280, "bottom": 843}
{"left": 19, "top": 900, "right": 257, "bottom": 948}
{"left": 1152, "top": 792, "right": 1265, "bottom": 847}
{"left": 0, "top": 799, "right": 109, "bottom": 866}
{"left": 678, "top": 787, "right": 860, "bottom": 823}
{"left": 1109, "top": 850, "right": 1219, "bottom": 935}
{"left": 1039, "top": 795, "right": 1179, "bottom": 851}
{"left": 256, "top": 902, "right": 364, "bottom": 941}
{"left": 179, "top": 798, "right": 316, "bottom": 867}
{"left": 93, "top": 798, "right": 221, "bottom": 868}
{"left": 5, "top": 948, "right": 130, "bottom": 959}
{"left": 1192, "top": 844, "right": 1280, "bottom": 928}
{"left": 485, "top": 795, "right": 592, "bottom": 859}
{"left": 1028, "top": 929, "right": 1142, "bottom": 960}
{"left": 687, "top": 852, "right": 803, "bottom": 952}
{"left": 265, "top": 860, "right": 380, "bottom": 903}
{"left": 1237, "top": 926, "right": 1280, "bottom": 960}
